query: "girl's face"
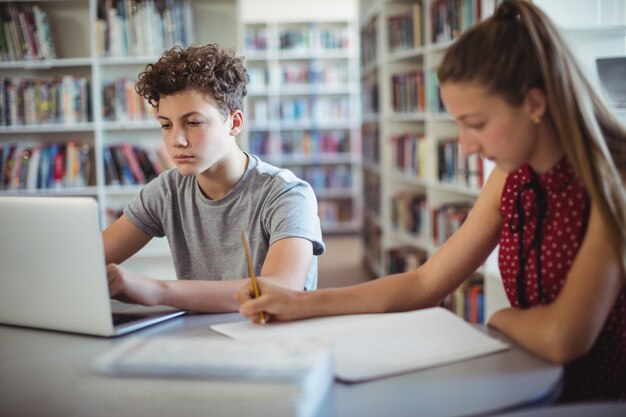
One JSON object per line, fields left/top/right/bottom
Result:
{"left": 157, "top": 90, "right": 241, "bottom": 177}
{"left": 440, "top": 82, "right": 546, "bottom": 173}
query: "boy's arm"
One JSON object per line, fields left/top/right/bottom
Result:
{"left": 258, "top": 237, "right": 313, "bottom": 289}
{"left": 110, "top": 237, "right": 312, "bottom": 312}
{"left": 102, "top": 214, "right": 152, "bottom": 264}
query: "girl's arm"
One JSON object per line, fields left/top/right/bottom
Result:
{"left": 488, "top": 202, "right": 624, "bottom": 363}
{"left": 236, "top": 169, "right": 508, "bottom": 323}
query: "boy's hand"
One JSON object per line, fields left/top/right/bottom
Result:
{"left": 234, "top": 280, "right": 305, "bottom": 324}
{"left": 106, "top": 264, "right": 163, "bottom": 306}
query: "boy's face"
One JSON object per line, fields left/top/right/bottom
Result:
{"left": 157, "top": 90, "right": 240, "bottom": 177}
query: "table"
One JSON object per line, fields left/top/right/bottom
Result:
{"left": 490, "top": 402, "right": 626, "bottom": 417}
{"left": 0, "top": 312, "right": 562, "bottom": 417}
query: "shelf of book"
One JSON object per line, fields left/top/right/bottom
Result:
{"left": 240, "top": 18, "right": 363, "bottom": 234}
{"left": 358, "top": 0, "right": 496, "bottom": 324}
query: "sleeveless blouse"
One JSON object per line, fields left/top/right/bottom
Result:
{"left": 499, "top": 157, "right": 626, "bottom": 402}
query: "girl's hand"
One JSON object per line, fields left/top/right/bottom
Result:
{"left": 234, "top": 280, "right": 306, "bottom": 324}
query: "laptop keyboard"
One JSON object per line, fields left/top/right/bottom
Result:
{"left": 112, "top": 313, "right": 148, "bottom": 326}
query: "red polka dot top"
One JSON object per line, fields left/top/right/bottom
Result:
{"left": 499, "top": 157, "right": 626, "bottom": 402}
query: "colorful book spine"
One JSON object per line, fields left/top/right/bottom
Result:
{"left": 441, "top": 273, "right": 484, "bottom": 324}
{"left": 0, "top": 142, "right": 94, "bottom": 190}
{"left": 102, "top": 78, "right": 155, "bottom": 122}
{"left": 437, "top": 138, "right": 483, "bottom": 188}
{"left": 431, "top": 202, "right": 473, "bottom": 246}
{"left": 387, "top": 3, "right": 423, "bottom": 52}
{"left": 102, "top": 143, "right": 167, "bottom": 186}
{"left": 430, "top": 0, "right": 479, "bottom": 44}
{"left": 386, "top": 246, "right": 428, "bottom": 275}
{"left": 360, "top": 23, "right": 377, "bottom": 68}
{"left": 95, "top": 0, "right": 194, "bottom": 57}
{"left": 317, "top": 199, "right": 353, "bottom": 225}
{"left": 0, "top": 76, "right": 92, "bottom": 126}
{"left": 392, "top": 133, "right": 427, "bottom": 178}
{"left": 391, "top": 70, "right": 425, "bottom": 113}
{"left": 391, "top": 192, "right": 427, "bottom": 237}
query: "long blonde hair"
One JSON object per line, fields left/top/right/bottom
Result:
{"left": 438, "top": 0, "right": 626, "bottom": 278}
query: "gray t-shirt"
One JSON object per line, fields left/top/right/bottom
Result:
{"left": 124, "top": 154, "right": 325, "bottom": 290}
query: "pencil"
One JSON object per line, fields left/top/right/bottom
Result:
{"left": 241, "top": 229, "right": 266, "bottom": 324}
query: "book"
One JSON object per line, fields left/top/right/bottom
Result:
{"left": 212, "top": 307, "right": 509, "bottom": 383}
{"left": 93, "top": 336, "right": 333, "bottom": 417}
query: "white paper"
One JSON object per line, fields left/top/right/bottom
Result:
{"left": 212, "top": 307, "right": 509, "bottom": 382}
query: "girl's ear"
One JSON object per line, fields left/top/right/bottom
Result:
{"left": 524, "top": 87, "right": 548, "bottom": 123}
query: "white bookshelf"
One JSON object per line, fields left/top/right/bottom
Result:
{"left": 0, "top": 0, "right": 239, "bottom": 278}
{"left": 359, "top": 0, "right": 497, "bottom": 323}
{"left": 239, "top": 8, "right": 363, "bottom": 233}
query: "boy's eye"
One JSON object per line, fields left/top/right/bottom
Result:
{"left": 160, "top": 123, "right": 171, "bottom": 129}
{"left": 187, "top": 121, "right": 202, "bottom": 126}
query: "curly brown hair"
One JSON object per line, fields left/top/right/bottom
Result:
{"left": 135, "top": 44, "right": 249, "bottom": 118}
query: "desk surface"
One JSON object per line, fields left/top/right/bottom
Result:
{"left": 0, "top": 312, "right": 562, "bottom": 417}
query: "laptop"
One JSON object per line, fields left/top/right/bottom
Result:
{"left": 0, "top": 196, "right": 185, "bottom": 337}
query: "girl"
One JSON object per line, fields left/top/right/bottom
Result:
{"left": 236, "top": 0, "right": 626, "bottom": 402}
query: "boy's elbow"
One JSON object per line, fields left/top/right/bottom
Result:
{"left": 266, "top": 273, "right": 308, "bottom": 291}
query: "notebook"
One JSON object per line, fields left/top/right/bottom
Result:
{"left": 0, "top": 196, "right": 185, "bottom": 337}
{"left": 212, "top": 307, "right": 509, "bottom": 382}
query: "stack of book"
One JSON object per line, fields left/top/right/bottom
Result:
{"left": 94, "top": 336, "right": 333, "bottom": 417}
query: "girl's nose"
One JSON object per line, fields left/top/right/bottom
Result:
{"left": 458, "top": 132, "right": 480, "bottom": 157}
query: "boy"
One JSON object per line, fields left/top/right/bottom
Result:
{"left": 103, "top": 44, "right": 324, "bottom": 313}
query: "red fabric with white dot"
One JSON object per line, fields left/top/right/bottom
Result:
{"left": 499, "top": 157, "right": 626, "bottom": 402}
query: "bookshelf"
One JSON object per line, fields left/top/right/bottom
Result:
{"left": 358, "top": 0, "right": 499, "bottom": 323}
{"left": 239, "top": 17, "right": 363, "bottom": 233}
{"left": 0, "top": 0, "right": 238, "bottom": 278}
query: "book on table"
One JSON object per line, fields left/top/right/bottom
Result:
{"left": 93, "top": 336, "right": 333, "bottom": 417}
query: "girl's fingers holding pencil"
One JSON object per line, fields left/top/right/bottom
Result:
{"left": 238, "top": 282, "right": 305, "bottom": 323}
{"left": 234, "top": 281, "right": 256, "bottom": 304}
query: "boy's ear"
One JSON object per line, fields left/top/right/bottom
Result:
{"left": 524, "top": 87, "right": 547, "bottom": 122}
{"left": 230, "top": 110, "right": 244, "bottom": 136}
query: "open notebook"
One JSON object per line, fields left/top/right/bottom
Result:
{"left": 0, "top": 196, "right": 185, "bottom": 337}
{"left": 212, "top": 307, "right": 509, "bottom": 382}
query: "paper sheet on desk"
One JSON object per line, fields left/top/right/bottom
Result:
{"left": 212, "top": 307, "right": 509, "bottom": 382}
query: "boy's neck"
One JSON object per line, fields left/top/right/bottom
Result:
{"left": 196, "top": 149, "right": 249, "bottom": 201}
